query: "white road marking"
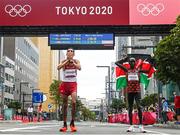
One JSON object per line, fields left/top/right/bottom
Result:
{"left": 0, "top": 125, "right": 59, "bottom": 132}
{"left": 145, "top": 129, "right": 171, "bottom": 135}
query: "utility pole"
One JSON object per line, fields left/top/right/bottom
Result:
{"left": 22, "top": 92, "right": 25, "bottom": 120}
{"left": 19, "top": 82, "right": 29, "bottom": 103}
{"left": 19, "top": 82, "right": 29, "bottom": 120}
{"left": 96, "top": 66, "right": 111, "bottom": 113}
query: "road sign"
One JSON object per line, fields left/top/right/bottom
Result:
{"left": 43, "top": 95, "right": 47, "bottom": 102}
{"left": 32, "top": 92, "right": 43, "bottom": 103}
{"left": 48, "top": 104, "right": 53, "bottom": 109}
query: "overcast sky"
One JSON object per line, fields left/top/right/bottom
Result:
{"left": 72, "top": 50, "right": 116, "bottom": 100}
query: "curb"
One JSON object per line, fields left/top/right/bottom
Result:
{"left": 153, "top": 123, "right": 180, "bottom": 129}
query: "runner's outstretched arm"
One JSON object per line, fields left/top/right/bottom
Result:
{"left": 115, "top": 56, "right": 128, "bottom": 72}
{"left": 139, "top": 58, "right": 155, "bottom": 73}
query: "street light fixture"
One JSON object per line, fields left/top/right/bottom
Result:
{"left": 96, "top": 65, "right": 111, "bottom": 113}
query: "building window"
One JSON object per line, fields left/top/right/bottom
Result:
{"left": 5, "top": 73, "right": 9, "bottom": 81}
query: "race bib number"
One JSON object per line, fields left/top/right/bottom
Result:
{"left": 128, "top": 73, "right": 139, "bottom": 81}
{"left": 64, "top": 69, "right": 77, "bottom": 77}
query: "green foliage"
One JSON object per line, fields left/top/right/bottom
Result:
{"left": 7, "top": 101, "right": 21, "bottom": 110}
{"left": 49, "top": 80, "right": 62, "bottom": 105}
{"left": 69, "top": 98, "right": 84, "bottom": 117}
{"left": 110, "top": 98, "right": 126, "bottom": 113}
{"left": 88, "top": 111, "right": 96, "bottom": 121}
{"left": 154, "top": 15, "right": 180, "bottom": 89}
{"left": 75, "top": 99, "right": 84, "bottom": 115}
{"left": 68, "top": 98, "right": 95, "bottom": 121}
{"left": 141, "top": 93, "right": 158, "bottom": 107}
{"left": 81, "top": 106, "right": 96, "bottom": 121}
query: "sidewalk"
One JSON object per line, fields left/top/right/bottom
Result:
{"left": 153, "top": 122, "right": 180, "bottom": 129}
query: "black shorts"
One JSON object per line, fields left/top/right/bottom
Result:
{"left": 176, "top": 108, "right": 180, "bottom": 115}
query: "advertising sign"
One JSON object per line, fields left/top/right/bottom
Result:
{"left": 0, "top": 0, "right": 129, "bottom": 26}
{"left": 129, "top": 0, "right": 180, "bottom": 25}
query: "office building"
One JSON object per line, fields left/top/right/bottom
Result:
{"left": 3, "top": 37, "right": 39, "bottom": 108}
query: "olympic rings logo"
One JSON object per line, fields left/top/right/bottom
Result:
{"left": 5, "top": 4, "right": 31, "bottom": 17}
{"left": 137, "top": 3, "right": 164, "bottom": 16}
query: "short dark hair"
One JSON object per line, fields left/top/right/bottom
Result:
{"left": 129, "top": 57, "right": 135, "bottom": 62}
{"left": 67, "top": 47, "right": 75, "bottom": 52}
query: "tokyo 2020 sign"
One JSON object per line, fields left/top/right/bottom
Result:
{"left": 0, "top": 0, "right": 179, "bottom": 26}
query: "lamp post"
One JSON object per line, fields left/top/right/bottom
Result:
{"left": 96, "top": 66, "right": 110, "bottom": 113}
{"left": 19, "top": 82, "right": 29, "bottom": 120}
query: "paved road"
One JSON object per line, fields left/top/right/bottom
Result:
{"left": 0, "top": 121, "right": 179, "bottom": 135}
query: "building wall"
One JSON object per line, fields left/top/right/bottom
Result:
{"left": 14, "top": 37, "right": 39, "bottom": 107}
{"left": 15, "top": 37, "right": 39, "bottom": 87}
{"left": 0, "top": 37, "right": 5, "bottom": 114}
{"left": 3, "top": 37, "right": 15, "bottom": 61}
{"left": 2, "top": 56, "right": 15, "bottom": 105}
{"left": 116, "top": 37, "right": 128, "bottom": 61}
{"left": 3, "top": 37, "right": 39, "bottom": 109}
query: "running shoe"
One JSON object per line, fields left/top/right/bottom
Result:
{"left": 139, "top": 125, "right": 146, "bottom": 133}
{"left": 127, "top": 125, "right": 134, "bottom": 132}
{"left": 59, "top": 126, "right": 67, "bottom": 132}
{"left": 70, "top": 125, "right": 77, "bottom": 132}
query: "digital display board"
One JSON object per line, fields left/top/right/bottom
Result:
{"left": 49, "top": 34, "right": 114, "bottom": 50}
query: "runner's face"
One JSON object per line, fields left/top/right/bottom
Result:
{"left": 130, "top": 61, "right": 135, "bottom": 69}
{"left": 66, "top": 49, "right": 74, "bottom": 59}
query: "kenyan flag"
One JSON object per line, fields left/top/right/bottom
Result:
{"left": 115, "top": 59, "right": 156, "bottom": 91}
{"left": 116, "top": 62, "right": 130, "bottom": 91}
{"left": 140, "top": 60, "right": 156, "bottom": 90}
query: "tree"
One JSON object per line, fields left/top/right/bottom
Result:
{"left": 7, "top": 101, "right": 21, "bottom": 110}
{"left": 154, "top": 15, "right": 180, "bottom": 95}
{"left": 49, "top": 80, "right": 63, "bottom": 112}
{"left": 68, "top": 98, "right": 96, "bottom": 121}
{"left": 141, "top": 93, "right": 158, "bottom": 107}
{"left": 69, "top": 98, "right": 84, "bottom": 117}
{"left": 81, "top": 106, "right": 96, "bottom": 121}
{"left": 110, "top": 98, "right": 126, "bottom": 113}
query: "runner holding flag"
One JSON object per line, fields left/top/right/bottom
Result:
{"left": 115, "top": 56, "right": 156, "bottom": 133}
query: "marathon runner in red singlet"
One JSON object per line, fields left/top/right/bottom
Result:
{"left": 57, "top": 48, "right": 81, "bottom": 132}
